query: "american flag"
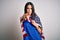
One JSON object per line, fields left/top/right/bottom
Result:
{"left": 20, "top": 16, "right": 45, "bottom": 40}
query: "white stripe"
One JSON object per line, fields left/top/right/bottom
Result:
{"left": 22, "top": 31, "right": 26, "bottom": 35}
{"left": 37, "top": 23, "right": 42, "bottom": 27}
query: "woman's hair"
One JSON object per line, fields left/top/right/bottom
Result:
{"left": 24, "top": 2, "right": 37, "bottom": 19}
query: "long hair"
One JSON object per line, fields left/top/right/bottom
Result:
{"left": 24, "top": 2, "right": 37, "bottom": 19}
{"left": 20, "top": 2, "right": 38, "bottom": 22}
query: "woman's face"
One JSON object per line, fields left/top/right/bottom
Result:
{"left": 27, "top": 5, "right": 32, "bottom": 15}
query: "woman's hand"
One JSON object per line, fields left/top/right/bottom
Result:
{"left": 31, "top": 20, "right": 38, "bottom": 28}
{"left": 20, "top": 13, "right": 30, "bottom": 22}
{"left": 24, "top": 13, "right": 30, "bottom": 22}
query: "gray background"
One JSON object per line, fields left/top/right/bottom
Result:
{"left": 0, "top": 0, "right": 60, "bottom": 40}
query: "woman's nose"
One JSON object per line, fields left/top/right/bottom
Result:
{"left": 29, "top": 9, "right": 31, "bottom": 11}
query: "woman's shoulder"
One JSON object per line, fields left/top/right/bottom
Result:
{"left": 35, "top": 15, "right": 40, "bottom": 20}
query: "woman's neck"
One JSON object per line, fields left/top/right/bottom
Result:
{"left": 27, "top": 14, "right": 31, "bottom": 17}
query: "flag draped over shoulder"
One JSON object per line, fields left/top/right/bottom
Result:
{"left": 30, "top": 15, "right": 43, "bottom": 29}
{"left": 20, "top": 15, "right": 45, "bottom": 40}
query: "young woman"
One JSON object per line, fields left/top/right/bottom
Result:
{"left": 20, "top": 2, "right": 45, "bottom": 40}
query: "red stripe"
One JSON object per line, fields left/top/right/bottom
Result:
{"left": 21, "top": 24, "right": 24, "bottom": 28}
{"left": 29, "top": 18, "right": 32, "bottom": 22}
{"left": 23, "top": 34, "right": 28, "bottom": 37}
{"left": 22, "top": 28, "right": 24, "bottom": 32}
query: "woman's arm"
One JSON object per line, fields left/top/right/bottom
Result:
{"left": 31, "top": 20, "right": 42, "bottom": 35}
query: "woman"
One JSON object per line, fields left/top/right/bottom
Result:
{"left": 20, "top": 2, "right": 45, "bottom": 40}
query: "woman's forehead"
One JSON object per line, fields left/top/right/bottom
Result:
{"left": 27, "top": 5, "right": 32, "bottom": 8}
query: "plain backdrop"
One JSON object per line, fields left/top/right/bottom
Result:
{"left": 0, "top": 0, "right": 60, "bottom": 40}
